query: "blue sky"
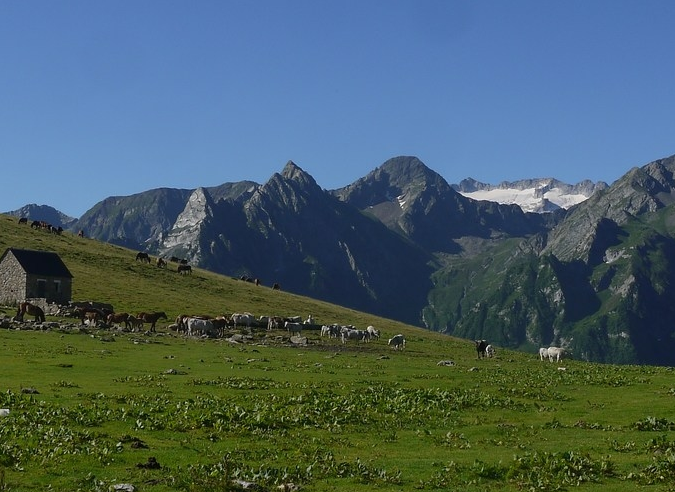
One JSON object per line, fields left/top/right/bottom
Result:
{"left": 2, "top": 1, "right": 674, "bottom": 218}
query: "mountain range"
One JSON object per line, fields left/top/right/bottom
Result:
{"left": 7, "top": 154, "right": 675, "bottom": 365}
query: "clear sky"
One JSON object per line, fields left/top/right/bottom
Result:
{"left": 2, "top": 1, "right": 674, "bottom": 218}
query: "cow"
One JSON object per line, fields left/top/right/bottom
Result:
{"left": 475, "top": 340, "right": 488, "bottom": 359}
{"left": 177, "top": 264, "right": 192, "bottom": 275}
{"left": 18, "top": 217, "right": 28, "bottom": 225}
{"left": 547, "top": 346, "right": 567, "bottom": 363}
{"left": 321, "top": 324, "right": 341, "bottom": 338}
{"left": 212, "top": 316, "right": 229, "bottom": 337}
{"left": 272, "top": 283, "right": 281, "bottom": 290}
{"left": 231, "top": 312, "right": 255, "bottom": 329}
{"left": 388, "top": 334, "right": 406, "bottom": 350}
{"left": 285, "top": 321, "right": 303, "bottom": 335}
{"left": 267, "top": 316, "right": 284, "bottom": 331}
{"left": 366, "top": 325, "right": 380, "bottom": 340}
{"left": 485, "top": 344, "right": 496, "bottom": 358}
{"left": 157, "top": 257, "right": 167, "bottom": 268}
{"left": 539, "top": 347, "right": 549, "bottom": 361}
{"left": 341, "top": 327, "right": 368, "bottom": 343}
{"left": 187, "top": 317, "right": 215, "bottom": 337}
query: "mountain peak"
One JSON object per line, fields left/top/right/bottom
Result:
{"left": 280, "top": 161, "right": 318, "bottom": 187}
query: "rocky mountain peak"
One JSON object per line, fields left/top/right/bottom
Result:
{"left": 280, "top": 160, "right": 319, "bottom": 189}
{"left": 158, "top": 187, "right": 217, "bottom": 263}
{"left": 331, "top": 155, "right": 454, "bottom": 211}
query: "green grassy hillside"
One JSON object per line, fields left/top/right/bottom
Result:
{"left": 2, "top": 214, "right": 675, "bottom": 491}
{"left": 0, "top": 213, "right": 416, "bottom": 333}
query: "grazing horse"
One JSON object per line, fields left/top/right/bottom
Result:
{"left": 137, "top": 311, "right": 168, "bottom": 332}
{"left": 177, "top": 264, "right": 192, "bottom": 275}
{"left": 16, "top": 302, "right": 45, "bottom": 322}
{"left": 272, "top": 283, "right": 281, "bottom": 291}
{"left": 18, "top": 217, "right": 28, "bottom": 225}
{"left": 107, "top": 312, "right": 131, "bottom": 330}
{"left": 135, "top": 252, "right": 150, "bottom": 263}
{"left": 157, "top": 257, "right": 167, "bottom": 268}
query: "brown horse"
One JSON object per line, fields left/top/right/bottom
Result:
{"left": 107, "top": 312, "right": 131, "bottom": 329}
{"left": 16, "top": 302, "right": 46, "bottom": 322}
{"left": 137, "top": 311, "right": 168, "bottom": 332}
{"left": 74, "top": 307, "right": 106, "bottom": 326}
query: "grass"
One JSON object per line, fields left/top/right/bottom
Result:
{"left": 2, "top": 214, "right": 675, "bottom": 491}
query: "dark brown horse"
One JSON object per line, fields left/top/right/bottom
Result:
{"left": 74, "top": 307, "right": 106, "bottom": 326}
{"left": 135, "top": 252, "right": 150, "bottom": 263}
{"left": 137, "top": 311, "right": 168, "bottom": 332}
{"left": 16, "top": 302, "right": 45, "bottom": 322}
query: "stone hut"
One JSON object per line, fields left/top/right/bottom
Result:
{"left": 0, "top": 248, "right": 73, "bottom": 306}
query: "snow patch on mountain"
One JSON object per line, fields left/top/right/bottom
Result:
{"left": 453, "top": 178, "right": 608, "bottom": 213}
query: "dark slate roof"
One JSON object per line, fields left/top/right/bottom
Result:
{"left": 2, "top": 248, "right": 74, "bottom": 278}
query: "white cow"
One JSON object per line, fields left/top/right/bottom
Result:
{"left": 485, "top": 344, "right": 495, "bottom": 358}
{"left": 547, "top": 346, "right": 566, "bottom": 362}
{"left": 187, "top": 317, "right": 215, "bottom": 337}
{"left": 341, "top": 328, "right": 368, "bottom": 344}
{"left": 538, "top": 347, "right": 549, "bottom": 361}
{"left": 366, "top": 325, "right": 380, "bottom": 340}
{"left": 388, "top": 334, "right": 406, "bottom": 350}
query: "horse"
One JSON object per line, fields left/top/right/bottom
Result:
{"left": 16, "top": 302, "right": 45, "bottom": 323}
{"left": 272, "top": 283, "right": 281, "bottom": 290}
{"left": 177, "top": 264, "right": 192, "bottom": 275}
{"left": 18, "top": 217, "right": 28, "bottom": 225}
{"left": 157, "top": 257, "right": 167, "bottom": 268}
{"left": 107, "top": 312, "right": 131, "bottom": 330}
{"left": 74, "top": 307, "right": 106, "bottom": 326}
{"left": 135, "top": 252, "right": 150, "bottom": 263}
{"left": 137, "top": 311, "right": 168, "bottom": 332}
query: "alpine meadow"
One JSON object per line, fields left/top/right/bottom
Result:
{"left": 2, "top": 214, "right": 675, "bottom": 492}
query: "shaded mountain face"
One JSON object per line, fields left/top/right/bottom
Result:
{"left": 3, "top": 204, "right": 76, "bottom": 229}
{"left": 332, "top": 156, "right": 548, "bottom": 254}
{"left": 32, "top": 152, "right": 675, "bottom": 365}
